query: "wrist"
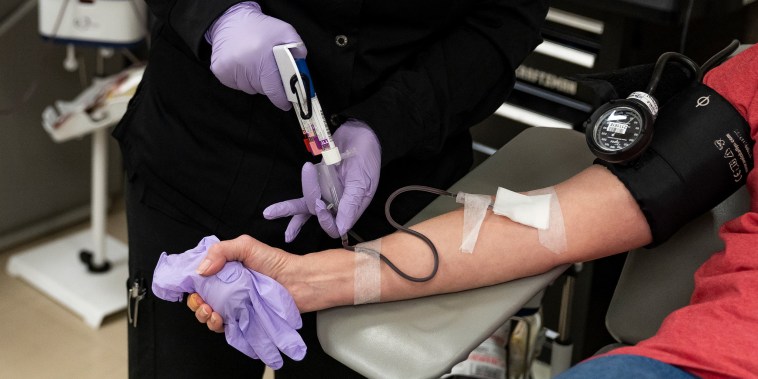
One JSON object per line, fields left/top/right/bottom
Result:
{"left": 283, "top": 249, "right": 355, "bottom": 313}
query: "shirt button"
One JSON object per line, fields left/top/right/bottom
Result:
{"left": 335, "top": 35, "right": 349, "bottom": 48}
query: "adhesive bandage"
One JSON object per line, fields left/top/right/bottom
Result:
{"left": 456, "top": 192, "right": 493, "bottom": 253}
{"left": 526, "top": 187, "right": 567, "bottom": 254}
{"left": 353, "top": 239, "right": 381, "bottom": 305}
{"left": 490, "top": 186, "right": 567, "bottom": 254}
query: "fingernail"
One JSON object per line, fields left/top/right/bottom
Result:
{"left": 188, "top": 293, "right": 199, "bottom": 309}
{"left": 210, "top": 314, "right": 217, "bottom": 324}
{"left": 196, "top": 259, "right": 211, "bottom": 275}
{"left": 200, "top": 306, "right": 209, "bottom": 317}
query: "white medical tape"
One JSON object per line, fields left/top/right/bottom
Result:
{"left": 456, "top": 192, "right": 493, "bottom": 254}
{"left": 353, "top": 239, "right": 381, "bottom": 305}
{"left": 527, "top": 187, "right": 567, "bottom": 254}
{"left": 492, "top": 187, "right": 551, "bottom": 230}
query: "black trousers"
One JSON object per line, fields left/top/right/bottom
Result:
{"left": 125, "top": 180, "right": 365, "bottom": 379}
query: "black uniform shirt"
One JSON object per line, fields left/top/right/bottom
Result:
{"left": 114, "top": 0, "right": 548, "bottom": 251}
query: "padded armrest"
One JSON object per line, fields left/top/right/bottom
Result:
{"left": 317, "top": 128, "right": 596, "bottom": 379}
{"left": 606, "top": 186, "right": 750, "bottom": 345}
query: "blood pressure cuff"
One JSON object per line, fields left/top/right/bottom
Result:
{"left": 596, "top": 82, "right": 753, "bottom": 247}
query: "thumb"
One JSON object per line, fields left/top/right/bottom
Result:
{"left": 269, "top": 92, "right": 293, "bottom": 111}
{"left": 196, "top": 235, "right": 257, "bottom": 276}
{"left": 314, "top": 199, "right": 340, "bottom": 238}
{"left": 290, "top": 43, "right": 308, "bottom": 60}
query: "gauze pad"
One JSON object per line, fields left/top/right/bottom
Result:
{"left": 492, "top": 187, "right": 551, "bottom": 230}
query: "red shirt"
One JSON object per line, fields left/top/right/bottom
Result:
{"left": 607, "top": 44, "right": 758, "bottom": 379}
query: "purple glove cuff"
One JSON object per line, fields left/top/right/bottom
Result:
{"left": 151, "top": 253, "right": 186, "bottom": 302}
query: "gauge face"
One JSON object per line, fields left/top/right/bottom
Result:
{"left": 592, "top": 106, "right": 644, "bottom": 152}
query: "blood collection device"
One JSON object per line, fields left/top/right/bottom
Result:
{"left": 273, "top": 43, "right": 343, "bottom": 212}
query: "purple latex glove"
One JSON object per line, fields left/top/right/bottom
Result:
{"left": 152, "top": 236, "right": 306, "bottom": 370}
{"left": 205, "top": 2, "right": 307, "bottom": 110}
{"left": 263, "top": 119, "right": 381, "bottom": 241}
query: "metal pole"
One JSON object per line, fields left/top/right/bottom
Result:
{"left": 90, "top": 127, "right": 107, "bottom": 267}
{"left": 551, "top": 263, "right": 581, "bottom": 377}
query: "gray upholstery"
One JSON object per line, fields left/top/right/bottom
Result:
{"left": 317, "top": 128, "right": 595, "bottom": 379}
{"left": 605, "top": 186, "right": 750, "bottom": 345}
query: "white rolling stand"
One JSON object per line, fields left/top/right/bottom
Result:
{"left": 7, "top": 65, "right": 144, "bottom": 328}
{"left": 6, "top": 228, "right": 128, "bottom": 329}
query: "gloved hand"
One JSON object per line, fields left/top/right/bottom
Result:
{"left": 264, "top": 120, "right": 382, "bottom": 241}
{"left": 205, "top": 2, "right": 306, "bottom": 110}
{"left": 152, "top": 236, "right": 306, "bottom": 370}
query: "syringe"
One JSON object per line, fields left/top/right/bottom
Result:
{"left": 273, "top": 43, "right": 345, "bottom": 228}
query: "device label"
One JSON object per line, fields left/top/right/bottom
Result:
{"left": 714, "top": 129, "right": 752, "bottom": 183}
{"left": 627, "top": 92, "right": 659, "bottom": 117}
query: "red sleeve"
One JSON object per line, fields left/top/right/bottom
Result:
{"left": 704, "top": 44, "right": 758, "bottom": 140}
